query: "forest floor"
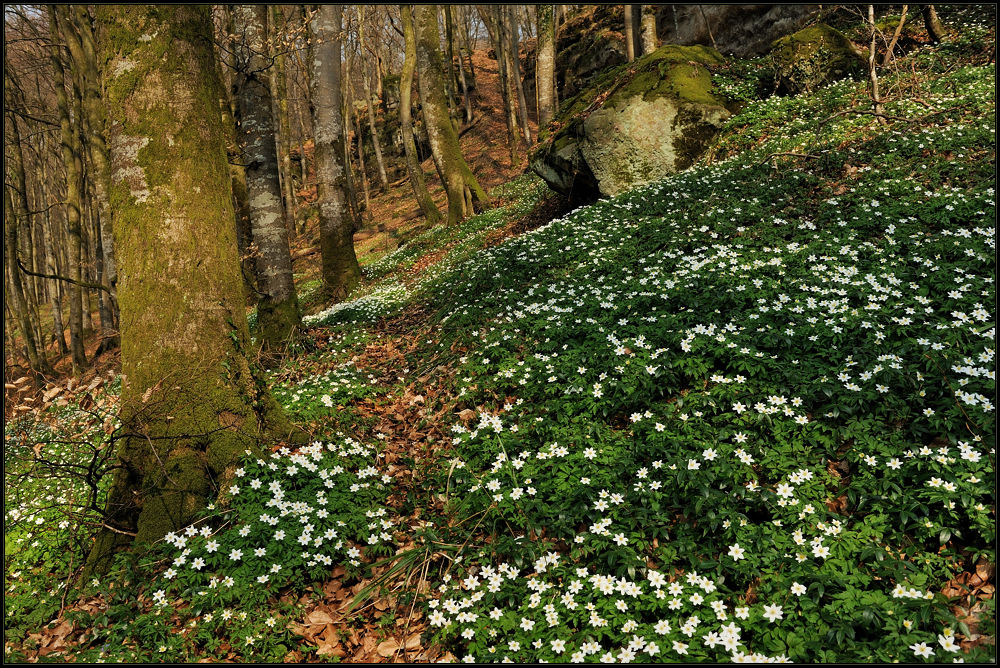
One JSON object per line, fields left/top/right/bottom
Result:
{"left": 295, "top": 48, "right": 540, "bottom": 298}
{"left": 4, "top": 10, "right": 997, "bottom": 664}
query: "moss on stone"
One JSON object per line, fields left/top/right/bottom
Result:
{"left": 770, "top": 23, "right": 864, "bottom": 94}
{"left": 533, "top": 43, "right": 731, "bottom": 198}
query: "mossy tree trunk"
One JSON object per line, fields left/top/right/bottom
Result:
{"left": 308, "top": 4, "right": 362, "bottom": 301}
{"left": 232, "top": 4, "right": 301, "bottom": 353}
{"left": 87, "top": 5, "right": 300, "bottom": 574}
{"left": 415, "top": 4, "right": 486, "bottom": 225}
{"left": 536, "top": 4, "right": 555, "bottom": 131}
{"left": 399, "top": 5, "right": 442, "bottom": 226}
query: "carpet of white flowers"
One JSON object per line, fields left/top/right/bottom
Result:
{"left": 3, "top": 17, "right": 995, "bottom": 664}
{"left": 414, "top": 52, "right": 995, "bottom": 663}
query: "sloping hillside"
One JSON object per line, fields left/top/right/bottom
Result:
{"left": 4, "top": 8, "right": 995, "bottom": 664}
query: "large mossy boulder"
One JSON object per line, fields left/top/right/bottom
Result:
{"left": 770, "top": 24, "right": 865, "bottom": 94}
{"left": 531, "top": 44, "right": 733, "bottom": 200}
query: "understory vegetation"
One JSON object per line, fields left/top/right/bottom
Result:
{"left": 4, "top": 11, "right": 995, "bottom": 664}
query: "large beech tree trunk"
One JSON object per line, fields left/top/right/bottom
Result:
{"left": 308, "top": 4, "right": 362, "bottom": 300}
{"left": 414, "top": 4, "right": 487, "bottom": 225}
{"left": 232, "top": 4, "right": 301, "bottom": 353}
{"left": 88, "top": 4, "right": 299, "bottom": 573}
{"left": 399, "top": 5, "right": 441, "bottom": 225}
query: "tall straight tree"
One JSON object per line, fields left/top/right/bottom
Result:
{"left": 65, "top": 6, "right": 118, "bottom": 326}
{"left": 89, "top": 4, "right": 299, "bottom": 571}
{"left": 640, "top": 5, "right": 658, "bottom": 55}
{"left": 479, "top": 6, "right": 519, "bottom": 163}
{"left": 308, "top": 4, "right": 362, "bottom": 300}
{"left": 48, "top": 6, "right": 87, "bottom": 375}
{"left": 232, "top": 4, "right": 301, "bottom": 353}
{"left": 505, "top": 5, "right": 532, "bottom": 146}
{"left": 414, "top": 4, "right": 487, "bottom": 225}
{"left": 624, "top": 5, "right": 637, "bottom": 62}
{"left": 536, "top": 4, "right": 555, "bottom": 130}
{"left": 447, "top": 6, "right": 474, "bottom": 124}
{"left": 399, "top": 5, "right": 441, "bottom": 225}
{"left": 358, "top": 7, "right": 389, "bottom": 192}
{"left": 269, "top": 6, "right": 298, "bottom": 234}
{"left": 4, "top": 70, "right": 53, "bottom": 383}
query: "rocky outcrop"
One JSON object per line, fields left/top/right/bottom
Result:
{"left": 531, "top": 45, "right": 734, "bottom": 200}
{"left": 523, "top": 5, "right": 819, "bottom": 115}
{"left": 770, "top": 24, "right": 865, "bottom": 94}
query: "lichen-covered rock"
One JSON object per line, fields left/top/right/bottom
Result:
{"left": 770, "top": 24, "right": 864, "bottom": 94}
{"left": 531, "top": 44, "right": 733, "bottom": 199}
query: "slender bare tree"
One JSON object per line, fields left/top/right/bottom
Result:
{"left": 309, "top": 4, "right": 362, "bottom": 300}
{"left": 536, "top": 4, "right": 555, "bottom": 130}
{"left": 232, "top": 4, "right": 301, "bottom": 353}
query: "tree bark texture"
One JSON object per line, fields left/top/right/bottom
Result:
{"left": 414, "top": 4, "right": 486, "bottom": 225}
{"left": 399, "top": 5, "right": 442, "bottom": 225}
{"left": 640, "top": 5, "right": 658, "bottom": 55}
{"left": 49, "top": 6, "right": 87, "bottom": 375}
{"left": 90, "top": 4, "right": 298, "bottom": 572}
{"left": 270, "top": 6, "right": 299, "bottom": 236}
{"left": 624, "top": 5, "right": 637, "bottom": 62}
{"left": 536, "top": 4, "right": 555, "bottom": 131}
{"left": 66, "top": 6, "right": 119, "bottom": 325}
{"left": 506, "top": 5, "right": 532, "bottom": 145}
{"left": 232, "top": 4, "right": 301, "bottom": 352}
{"left": 922, "top": 5, "right": 946, "bottom": 43}
{"left": 308, "top": 4, "right": 362, "bottom": 300}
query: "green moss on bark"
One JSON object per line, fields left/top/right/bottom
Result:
{"left": 87, "top": 6, "right": 302, "bottom": 573}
